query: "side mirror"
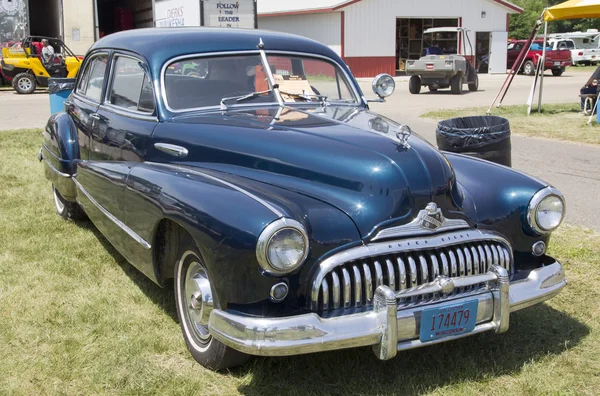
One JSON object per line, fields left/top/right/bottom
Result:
{"left": 369, "top": 73, "right": 395, "bottom": 102}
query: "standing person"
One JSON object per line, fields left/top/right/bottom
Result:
{"left": 41, "top": 39, "right": 54, "bottom": 64}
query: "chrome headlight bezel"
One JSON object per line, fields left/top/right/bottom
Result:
{"left": 256, "top": 218, "right": 309, "bottom": 275}
{"left": 527, "top": 187, "right": 566, "bottom": 235}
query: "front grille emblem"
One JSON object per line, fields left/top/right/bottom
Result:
{"left": 418, "top": 202, "right": 444, "bottom": 231}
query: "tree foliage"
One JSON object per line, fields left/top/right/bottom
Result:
{"left": 509, "top": 0, "right": 599, "bottom": 39}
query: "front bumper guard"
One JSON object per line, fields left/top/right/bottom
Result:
{"left": 209, "top": 260, "right": 566, "bottom": 359}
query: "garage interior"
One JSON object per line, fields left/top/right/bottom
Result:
{"left": 28, "top": 0, "right": 61, "bottom": 37}
{"left": 396, "top": 18, "right": 458, "bottom": 73}
{"left": 96, "top": 0, "right": 153, "bottom": 38}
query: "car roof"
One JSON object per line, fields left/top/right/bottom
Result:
{"left": 90, "top": 27, "right": 342, "bottom": 70}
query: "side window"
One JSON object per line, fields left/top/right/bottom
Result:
{"left": 76, "top": 54, "right": 108, "bottom": 102}
{"left": 108, "top": 55, "right": 155, "bottom": 113}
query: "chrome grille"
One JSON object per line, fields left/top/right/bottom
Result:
{"left": 310, "top": 236, "right": 511, "bottom": 313}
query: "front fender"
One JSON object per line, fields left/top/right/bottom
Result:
{"left": 124, "top": 163, "right": 360, "bottom": 314}
{"left": 446, "top": 153, "right": 551, "bottom": 260}
{"left": 41, "top": 112, "right": 79, "bottom": 199}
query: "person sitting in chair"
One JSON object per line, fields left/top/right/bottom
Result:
{"left": 41, "top": 39, "right": 67, "bottom": 77}
{"left": 580, "top": 65, "right": 600, "bottom": 114}
{"left": 41, "top": 39, "right": 55, "bottom": 64}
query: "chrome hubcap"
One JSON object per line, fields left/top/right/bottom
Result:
{"left": 184, "top": 261, "right": 213, "bottom": 343}
{"left": 18, "top": 78, "right": 32, "bottom": 90}
{"left": 53, "top": 187, "right": 65, "bottom": 213}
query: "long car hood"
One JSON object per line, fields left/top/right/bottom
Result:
{"left": 151, "top": 106, "right": 468, "bottom": 238}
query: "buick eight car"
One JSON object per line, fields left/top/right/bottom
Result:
{"left": 40, "top": 28, "right": 567, "bottom": 370}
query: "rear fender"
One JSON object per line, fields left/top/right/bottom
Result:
{"left": 41, "top": 112, "right": 79, "bottom": 199}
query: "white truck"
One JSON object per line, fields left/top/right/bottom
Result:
{"left": 549, "top": 30, "right": 600, "bottom": 65}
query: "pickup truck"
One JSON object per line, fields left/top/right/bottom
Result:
{"left": 549, "top": 38, "right": 600, "bottom": 66}
{"left": 507, "top": 40, "right": 572, "bottom": 76}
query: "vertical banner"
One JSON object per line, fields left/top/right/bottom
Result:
{"left": 202, "top": 0, "right": 257, "bottom": 29}
{"left": 0, "top": 0, "right": 28, "bottom": 45}
{"left": 155, "top": 0, "right": 201, "bottom": 27}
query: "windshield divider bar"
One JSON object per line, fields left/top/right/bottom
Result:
{"left": 258, "top": 39, "right": 284, "bottom": 107}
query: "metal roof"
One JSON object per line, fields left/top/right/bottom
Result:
{"left": 258, "top": 0, "right": 523, "bottom": 16}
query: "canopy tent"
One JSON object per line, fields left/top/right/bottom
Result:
{"left": 544, "top": 0, "right": 600, "bottom": 21}
{"left": 488, "top": 0, "right": 600, "bottom": 114}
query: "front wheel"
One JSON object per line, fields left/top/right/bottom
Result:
{"left": 12, "top": 72, "right": 36, "bottom": 94}
{"left": 552, "top": 68, "right": 564, "bottom": 77}
{"left": 523, "top": 60, "right": 535, "bottom": 76}
{"left": 174, "top": 242, "right": 250, "bottom": 370}
{"left": 53, "top": 185, "right": 86, "bottom": 220}
{"left": 409, "top": 75, "right": 421, "bottom": 94}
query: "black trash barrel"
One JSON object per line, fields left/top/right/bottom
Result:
{"left": 436, "top": 115, "right": 511, "bottom": 167}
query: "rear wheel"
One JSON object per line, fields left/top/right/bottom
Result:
{"left": 53, "top": 185, "right": 86, "bottom": 221}
{"left": 552, "top": 68, "right": 564, "bottom": 77}
{"left": 523, "top": 60, "right": 535, "bottom": 76}
{"left": 409, "top": 75, "right": 421, "bottom": 94}
{"left": 450, "top": 74, "right": 463, "bottom": 95}
{"left": 174, "top": 239, "right": 250, "bottom": 370}
{"left": 468, "top": 74, "right": 479, "bottom": 92}
{"left": 12, "top": 73, "right": 36, "bottom": 94}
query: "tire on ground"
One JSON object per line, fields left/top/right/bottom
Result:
{"left": 552, "top": 68, "right": 564, "bottom": 77}
{"left": 174, "top": 235, "right": 250, "bottom": 370}
{"left": 451, "top": 74, "right": 463, "bottom": 94}
{"left": 409, "top": 75, "right": 421, "bottom": 94}
{"left": 12, "top": 72, "right": 36, "bottom": 94}
{"left": 468, "top": 74, "right": 479, "bottom": 92}
{"left": 52, "top": 185, "right": 86, "bottom": 221}
{"left": 522, "top": 60, "right": 535, "bottom": 76}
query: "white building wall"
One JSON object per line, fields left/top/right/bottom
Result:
{"left": 344, "top": 0, "right": 509, "bottom": 56}
{"left": 258, "top": 12, "right": 342, "bottom": 56}
{"left": 62, "top": 0, "right": 95, "bottom": 55}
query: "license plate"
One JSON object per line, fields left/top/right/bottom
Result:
{"left": 426, "top": 64, "right": 434, "bottom": 70}
{"left": 554, "top": 61, "right": 560, "bottom": 66}
{"left": 419, "top": 300, "right": 478, "bottom": 342}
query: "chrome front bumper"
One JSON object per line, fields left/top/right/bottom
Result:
{"left": 209, "top": 260, "right": 566, "bottom": 359}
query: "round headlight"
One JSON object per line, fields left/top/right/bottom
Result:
{"left": 372, "top": 73, "right": 395, "bottom": 98}
{"left": 257, "top": 218, "right": 309, "bottom": 275}
{"left": 527, "top": 187, "right": 565, "bottom": 234}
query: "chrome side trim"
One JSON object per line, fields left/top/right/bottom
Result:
{"left": 145, "top": 162, "right": 284, "bottom": 218}
{"left": 42, "top": 157, "right": 71, "bottom": 178}
{"left": 73, "top": 178, "right": 151, "bottom": 249}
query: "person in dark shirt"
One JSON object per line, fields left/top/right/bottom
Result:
{"left": 580, "top": 65, "right": 600, "bottom": 112}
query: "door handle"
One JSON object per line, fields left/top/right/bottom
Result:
{"left": 154, "top": 143, "right": 189, "bottom": 158}
{"left": 64, "top": 99, "right": 74, "bottom": 107}
{"left": 90, "top": 113, "right": 101, "bottom": 120}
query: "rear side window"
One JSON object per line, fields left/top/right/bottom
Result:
{"left": 76, "top": 53, "right": 108, "bottom": 102}
{"left": 108, "top": 55, "right": 155, "bottom": 113}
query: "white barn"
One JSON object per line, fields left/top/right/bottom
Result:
{"left": 258, "top": 0, "right": 523, "bottom": 77}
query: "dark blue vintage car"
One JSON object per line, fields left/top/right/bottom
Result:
{"left": 40, "top": 27, "right": 567, "bottom": 370}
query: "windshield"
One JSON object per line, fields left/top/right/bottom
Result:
{"left": 164, "top": 52, "right": 357, "bottom": 111}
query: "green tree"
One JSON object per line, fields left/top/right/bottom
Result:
{"left": 509, "top": 0, "right": 599, "bottom": 39}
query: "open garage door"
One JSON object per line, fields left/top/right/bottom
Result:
{"left": 96, "top": 0, "right": 153, "bottom": 38}
{"left": 28, "top": 0, "right": 61, "bottom": 38}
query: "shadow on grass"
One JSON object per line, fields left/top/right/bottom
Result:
{"left": 234, "top": 305, "right": 588, "bottom": 395}
{"left": 72, "top": 219, "right": 178, "bottom": 322}
{"left": 72, "top": 221, "right": 588, "bottom": 395}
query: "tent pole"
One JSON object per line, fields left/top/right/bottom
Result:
{"left": 537, "top": 20, "right": 548, "bottom": 113}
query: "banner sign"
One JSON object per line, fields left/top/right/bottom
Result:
{"left": 155, "top": 0, "right": 201, "bottom": 27}
{"left": 0, "top": 0, "right": 28, "bottom": 45}
{"left": 202, "top": 1, "right": 257, "bottom": 29}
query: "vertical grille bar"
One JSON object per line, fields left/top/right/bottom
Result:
{"left": 456, "top": 248, "right": 466, "bottom": 276}
{"left": 331, "top": 272, "right": 341, "bottom": 309}
{"left": 321, "top": 279, "right": 329, "bottom": 311}
{"left": 430, "top": 254, "right": 440, "bottom": 279}
{"left": 418, "top": 255, "right": 429, "bottom": 283}
{"left": 484, "top": 244, "right": 493, "bottom": 270}
{"left": 341, "top": 268, "right": 351, "bottom": 308}
{"left": 439, "top": 251, "right": 449, "bottom": 276}
{"left": 385, "top": 259, "right": 396, "bottom": 290}
{"left": 363, "top": 263, "right": 373, "bottom": 305}
{"left": 477, "top": 245, "right": 486, "bottom": 272}
{"left": 490, "top": 245, "right": 500, "bottom": 266}
{"left": 373, "top": 260, "right": 384, "bottom": 289}
{"left": 397, "top": 257, "right": 407, "bottom": 290}
{"left": 352, "top": 265, "right": 362, "bottom": 307}
{"left": 463, "top": 247, "right": 473, "bottom": 276}
{"left": 407, "top": 256, "right": 418, "bottom": 287}
{"left": 470, "top": 246, "right": 480, "bottom": 275}
{"left": 448, "top": 250, "right": 458, "bottom": 277}
{"left": 501, "top": 247, "right": 511, "bottom": 271}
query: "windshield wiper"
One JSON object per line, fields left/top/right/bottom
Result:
{"left": 220, "top": 89, "right": 272, "bottom": 110}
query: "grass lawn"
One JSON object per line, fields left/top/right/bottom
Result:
{"left": 1, "top": 129, "right": 599, "bottom": 395}
{"left": 421, "top": 103, "right": 600, "bottom": 146}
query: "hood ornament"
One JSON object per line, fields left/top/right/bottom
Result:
{"left": 396, "top": 124, "right": 412, "bottom": 149}
{"left": 419, "top": 202, "right": 444, "bottom": 231}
